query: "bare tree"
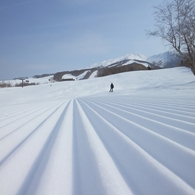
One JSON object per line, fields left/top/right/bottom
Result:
{"left": 148, "top": 0, "right": 195, "bottom": 74}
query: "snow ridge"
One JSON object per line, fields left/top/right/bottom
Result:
{"left": 90, "top": 53, "right": 147, "bottom": 68}
{"left": 148, "top": 51, "right": 181, "bottom": 68}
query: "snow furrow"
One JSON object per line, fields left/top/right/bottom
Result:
{"left": 104, "top": 96, "right": 195, "bottom": 117}
{"left": 72, "top": 99, "right": 133, "bottom": 195}
{"left": 34, "top": 100, "right": 74, "bottom": 195}
{"left": 0, "top": 100, "right": 63, "bottom": 130}
{"left": 90, "top": 97, "right": 195, "bottom": 124}
{"left": 78, "top": 98, "right": 195, "bottom": 189}
{"left": 128, "top": 104, "right": 195, "bottom": 124}
{"left": 0, "top": 101, "right": 65, "bottom": 139}
{"left": 127, "top": 98, "right": 195, "bottom": 113}
{"left": 137, "top": 103, "right": 195, "bottom": 117}
{"left": 92, "top": 97, "right": 195, "bottom": 133}
{"left": 0, "top": 101, "right": 60, "bottom": 127}
{"left": 16, "top": 100, "right": 72, "bottom": 195}
{"left": 0, "top": 101, "right": 69, "bottom": 165}
{"left": 84, "top": 98, "right": 195, "bottom": 150}
{"left": 145, "top": 98, "right": 194, "bottom": 110}
{"left": 77, "top": 98, "right": 195, "bottom": 195}
{"left": 0, "top": 101, "right": 70, "bottom": 195}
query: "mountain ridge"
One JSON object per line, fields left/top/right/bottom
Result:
{"left": 53, "top": 51, "right": 181, "bottom": 81}
{"left": 1, "top": 51, "right": 182, "bottom": 86}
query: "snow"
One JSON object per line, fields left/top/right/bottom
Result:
{"left": 0, "top": 67, "right": 195, "bottom": 195}
{"left": 148, "top": 51, "right": 175, "bottom": 63}
{"left": 147, "top": 51, "right": 181, "bottom": 68}
{"left": 61, "top": 71, "right": 92, "bottom": 81}
{"left": 76, "top": 70, "right": 88, "bottom": 80}
{"left": 90, "top": 53, "right": 147, "bottom": 68}
{"left": 89, "top": 70, "right": 98, "bottom": 78}
{"left": 62, "top": 74, "right": 76, "bottom": 80}
{"left": 27, "top": 76, "right": 54, "bottom": 84}
{"left": 1, "top": 76, "right": 54, "bottom": 87}
{"left": 122, "top": 59, "right": 149, "bottom": 67}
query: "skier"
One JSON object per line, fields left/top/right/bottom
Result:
{"left": 110, "top": 83, "right": 114, "bottom": 92}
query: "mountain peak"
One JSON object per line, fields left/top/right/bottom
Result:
{"left": 147, "top": 51, "right": 181, "bottom": 68}
{"left": 90, "top": 53, "right": 147, "bottom": 68}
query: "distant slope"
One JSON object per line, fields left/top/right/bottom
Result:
{"left": 53, "top": 53, "right": 152, "bottom": 81}
{"left": 0, "top": 51, "right": 183, "bottom": 85}
{"left": 54, "top": 51, "right": 182, "bottom": 81}
{"left": 148, "top": 51, "right": 182, "bottom": 68}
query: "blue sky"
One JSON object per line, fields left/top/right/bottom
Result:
{"left": 0, "top": 0, "right": 168, "bottom": 80}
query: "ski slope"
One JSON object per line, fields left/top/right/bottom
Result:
{"left": 0, "top": 67, "right": 195, "bottom": 195}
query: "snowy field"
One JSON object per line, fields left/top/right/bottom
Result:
{"left": 0, "top": 67, "right": 195, "bottom": 195}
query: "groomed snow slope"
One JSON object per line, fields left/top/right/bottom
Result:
{"left": 0, "top": 67, "right": 195, "bottom": 195}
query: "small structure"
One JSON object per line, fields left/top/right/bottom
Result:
{"left": 19, "top": 77, "right": 28, "bottom": 87}
{"left": 61, "top": 74, "right": 76, "bottom": 81}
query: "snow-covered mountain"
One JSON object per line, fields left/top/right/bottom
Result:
{"left": 90, "top": 53, "right": 148, "bottom": 68}
{"left": 0, "top": 51, "right": 182, "bottom": 86}
{"left": 53, "top": 51, "right": 181, "bottom": 81}
{"left": 148, "top": 51, "right": 182, "bottom": 68}
{"left": 88, "top": 51, "right": 181, "bottom": 69}
{"left": 53, "top": 53, "right": 152, "bottom": 81}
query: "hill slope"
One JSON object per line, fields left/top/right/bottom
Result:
{"left": 0, "top": 51, "right": 182, "bottom": 84}
{"left": 53, "top": 52, "right": 181, "bottom": 81}
{"left": 0, "top": 67, "right": 195, "bottom": 195}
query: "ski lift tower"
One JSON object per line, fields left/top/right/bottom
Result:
{"left": 19, "top": 77, "right": 27, "bottom": 88}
